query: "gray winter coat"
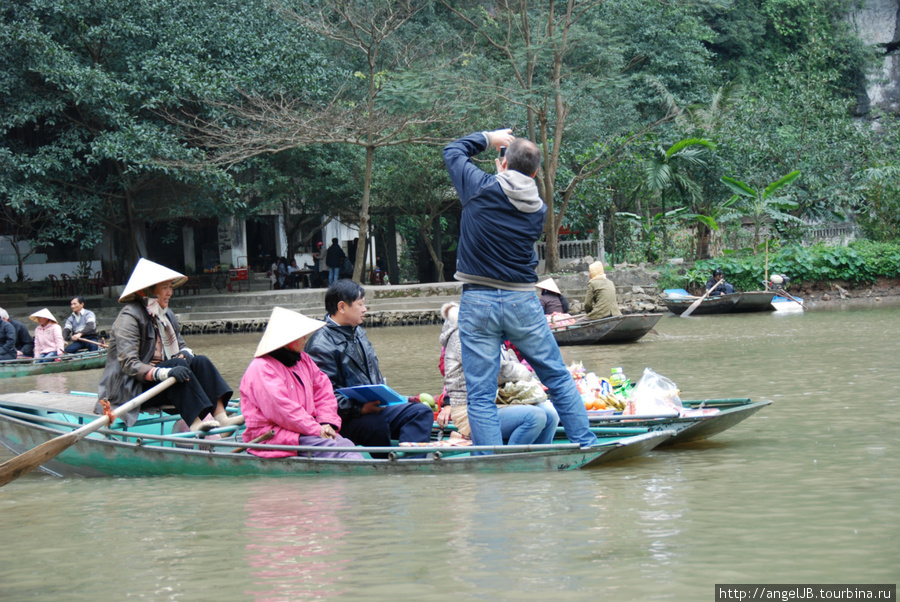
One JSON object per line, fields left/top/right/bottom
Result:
{"left": 96, "top": 302, "right": 189, "bottom": 426}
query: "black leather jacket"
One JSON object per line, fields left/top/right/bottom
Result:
{"left": 305, "top": 316, "right": 384, "bottom": 420}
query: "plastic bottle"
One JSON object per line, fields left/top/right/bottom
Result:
{"left": 611, "top": 367, "right": 625, "bottom": 388}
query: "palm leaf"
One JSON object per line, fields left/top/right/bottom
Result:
{"left": 720, "top": 176, "right": 756, "bottom": 197}
{"left": 665, "top": 138, "right": 715, "bottom": 159}
{"left": 762, "top": 170, "right": 801, "bottom": 199}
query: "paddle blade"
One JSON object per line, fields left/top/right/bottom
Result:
{"left": 0, "top": 432, "right": 78, "bottom": 487}
{"left": 680, "top": 297, "right": 703, "bottom": 318}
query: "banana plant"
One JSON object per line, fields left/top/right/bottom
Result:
{"left": 720, "top": 170, "right": 802, "bottom": 251}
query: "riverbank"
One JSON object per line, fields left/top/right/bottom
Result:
{"left": 2, "top": 266, "right": 899, "bottom": 335}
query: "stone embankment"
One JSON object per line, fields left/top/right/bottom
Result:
{"left": 172, "top": 260, "right": 667, "bottom": 334}
{"left": 6, "top": 260, "right": 897, "bottom": 336}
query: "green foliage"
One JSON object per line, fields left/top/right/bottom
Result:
{"left": 854, "top": 164, "right": 900, "bottom": 242}
{"left": 0, "top": 0, "right": 332, "bottom": 266}
{"left": 661, "top": 241, "right": 900, "bottom": 293}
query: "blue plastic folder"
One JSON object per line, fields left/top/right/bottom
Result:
{"left": 335, "top": 384, "right": 407, "bottom": 406}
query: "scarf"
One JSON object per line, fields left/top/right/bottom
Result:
{"left": 269, "top": 347, "right": 302, "bottom": 367}
{"left": 146, "top": 298, "right": 180, "bottom": 361}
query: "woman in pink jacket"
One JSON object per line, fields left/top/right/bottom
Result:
{"left": 30, "top": 308, "right": 65, "bottom": 363}
{"left": 239, "top": 307, "right": 362, "bottom": 459}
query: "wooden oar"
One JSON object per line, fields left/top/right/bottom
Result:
{"left": 680, "top": 279, "right": 722, "bottom": 318}
{"left": 0, "top": 377, "right": 176, "bottom": 487}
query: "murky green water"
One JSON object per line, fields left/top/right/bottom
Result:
{"left": 1, "top": 307, "right": 898, "bottom": 600}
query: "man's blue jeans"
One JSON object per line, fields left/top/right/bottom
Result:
{"left": 459, "top": 288, "right": 598, "bottom": 449}
{"left": 328, "top": 267, "right": 340, "bottom": 284}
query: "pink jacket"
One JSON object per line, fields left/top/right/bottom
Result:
{"left": 239, "top": 353, "right": 343, "bottom": 457}
{"left": 34, "top": 323, "right": 65, "bottom": 356}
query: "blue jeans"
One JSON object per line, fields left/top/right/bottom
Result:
{"left": 65, "top": 339, "right": 98, "bottom": 354}
{"left": 36, "top": 351, "right": 59, "bottom": 364}
{"left": 459, "top": 288, "right": 598, "bottom": 449}
{"left": 329, "top": 267, "right": 340, "bottom": 284}
{"left": 499, "top": 400, "right": 560, "bottom": 445}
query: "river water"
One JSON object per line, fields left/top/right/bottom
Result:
{"left": 1, "top": 306, "right": 898, "bottom": 600}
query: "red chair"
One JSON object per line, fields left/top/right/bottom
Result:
{"left": 48, "top": 275, "right": 65, "bottom": 297}
{"left": 89, "top": 271, "right": 109, "bottom": 295}
{"left": 60, "top": 274, "right": 76, "bottom": 297}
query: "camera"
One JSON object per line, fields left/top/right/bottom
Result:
{"left": 499, "top": 146, "right": 507, "bottom": 158}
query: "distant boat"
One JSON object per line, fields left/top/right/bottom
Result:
{"left": 771, "top": 295, "right": 804, "bottom": 312}
{"left": 0, "top": 349, "right": 107, "bottom": 379}
{"left": 661, "top": 289, "right": 777, "bottom": 315}
{"left": 550, "top": 313, "right": 663, "bottom": 346}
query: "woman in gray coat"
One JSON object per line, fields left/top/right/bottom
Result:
{"left": 96, "top": 259, "right": 242, "bottom": 431}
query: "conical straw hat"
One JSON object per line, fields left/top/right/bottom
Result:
{"left": 30, "top": 308, "right": 58, "bottom": 323}
{"left": 119, "top": 258, "right": 188, "bottom": 303}
{"left": 535, "top": 278, "right": 561, "bottom": 295}
{"left": 254, "top": 306, "right": 326, "bottom": 357}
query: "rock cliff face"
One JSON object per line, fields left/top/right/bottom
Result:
{"left": 851, "top": 0, "right": 900, "bottom": 115}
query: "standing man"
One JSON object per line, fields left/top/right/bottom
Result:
{"left": 0, "top": 308, "right": 34, "bottom": 358}
{"left": 305, "top": 279, "right": 434, "bottom": 456}
{"left": 325, "top": 238, "right": 346, "bottom": 285}
{"left": 443, "top": 128, "right": 598, "bottom": 449}
{"left": 63, "top": 296, "right": 99, "bottom": 353}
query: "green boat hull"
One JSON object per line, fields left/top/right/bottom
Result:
{"left": 0, "top": 396, "right": 674, "bottom": 477}
{"left": 578, "top": 398, "right": 771, "bottom": 446}
{"left": 0, "top": 350, "right": 107, "bottom": 378}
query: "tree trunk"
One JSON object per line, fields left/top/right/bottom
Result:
{"left": 352, "top": 145, "right": 375, "bottom": 283}
{"left": 418, "top": 219, "right": 445, "bottom": 283}
{"left": 696, "top": 223, "right": 711, "bottom": 259}
{"left": 386, "top": 215, "right": 399, "bottom": 285}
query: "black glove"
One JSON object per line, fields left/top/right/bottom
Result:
{"left": 178, "top": 349, "right": 194, "bottom": 366}
{"left": 169, "top": 366, "right": 192, "bottom": 382}
{"left": 156, "top": 366, "right": 192, "bottom": 383}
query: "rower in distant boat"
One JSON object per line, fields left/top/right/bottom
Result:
{"left": 705, "top": 268, "right": 735, "bottom": 296}
{"left": 584, "top": 261, "right": 622, "bottom": 320}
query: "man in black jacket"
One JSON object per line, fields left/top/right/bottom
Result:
{"left": 305, "top": 280, "right": 433, "bottom": 455}
{"left": 1, "top": 308, "right": 34, "bottom": 358}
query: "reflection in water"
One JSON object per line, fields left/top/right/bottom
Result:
{"left": 2, "top": 307, "right": 900, "bottom": 599}
{"left": 243, "top": 480, "right": 351, "bottom": 601}
{"left": 33, "top": 373, "right": 73, "bottom": 394}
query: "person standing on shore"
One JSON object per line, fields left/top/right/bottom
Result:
{"left": 325, "top": 238, "right": 346, "bottom": 285}
{"left": 442, "top": 128, "right": 598, "bottom": 450}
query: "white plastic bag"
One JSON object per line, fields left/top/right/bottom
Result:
{"left": 624, "top": 368, "right": 682, "bottom": 416}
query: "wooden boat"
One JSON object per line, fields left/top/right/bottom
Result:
{"left": 578, "top": 398, "right": 771, "bottom": 446}
{"left": 661, "top": 289, "right": 776, "bottom": 316}
{"left": 0, "top": 392, "right": 675, "bottom": 477}
{"left": 0, "top": 349, "right": 107, "bottom": 379}
{"left": 550, "top": 313, "right": 663, "bottom": 346}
